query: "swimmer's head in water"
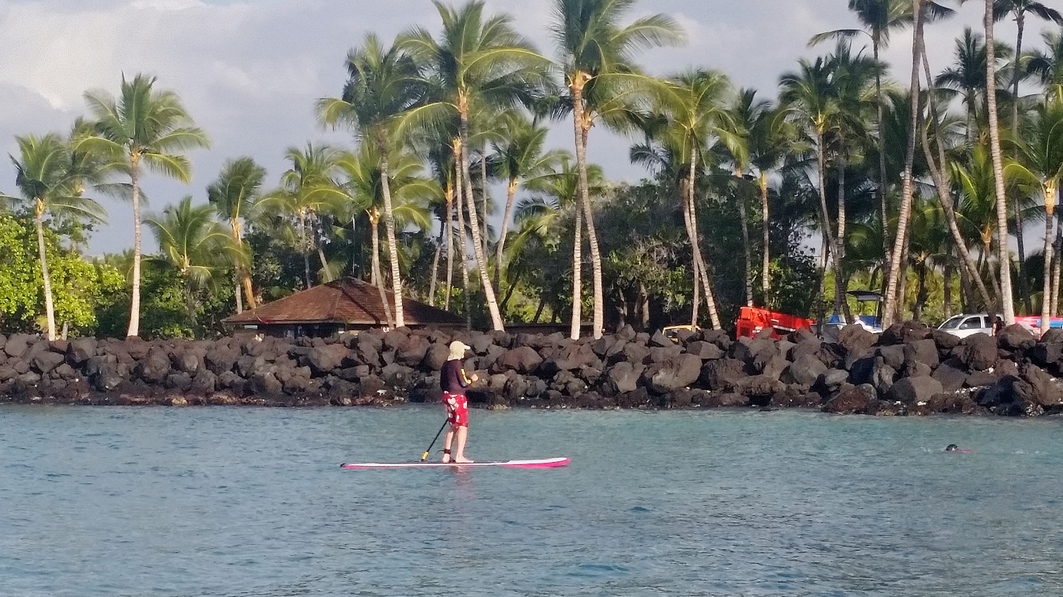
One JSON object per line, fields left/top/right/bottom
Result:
{"left": 945, "top": 444, "right": 959, "bottom": 452}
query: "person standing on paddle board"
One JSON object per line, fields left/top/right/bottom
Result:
{"left": 441, "top": 340, "right": 478, "bottom": 463}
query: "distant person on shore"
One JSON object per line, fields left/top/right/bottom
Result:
{"left": 945, "top": 444, "right": 974, "bottom": 454}
{"left": 441, "top": 341, "right": 478, "bottom": 464}
{"left": 992, "top": 316, "right": 1004, "bottom": 336}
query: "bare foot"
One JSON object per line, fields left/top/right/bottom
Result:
{"left": 441, "top": 455, "right": 451, "bottom": 464}
{"left": 454, "top": 456, "right": 474, "bottom": 464}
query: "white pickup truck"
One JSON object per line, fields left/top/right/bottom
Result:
{"left": 937, "top": 313, "right": 998, "bottom": 338}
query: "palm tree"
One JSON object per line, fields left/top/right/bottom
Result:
{"left": 780, "top": 54, "right": 850, "bottom": 319}
{"left": 6, "top": 133, "right": 107, "bottom": 340}
{"left": 79, "top": 74, "right": 209, "bottom": 337}
{"left": 993, "top": 0, "right": 1063, "bottom": 141}
{"left": 811, "top": 0, "right": 917, "bottom": 270}
{"left": 1028, "top": 28, "right": 1063, "bottom": 102}
{"left": 318, "top": 33, "right": 428, "bottom": 328}
{"left": 260, "top": 143, "right": 344, "bottom": 289}
{"left": 1007, "top": 100, "right": 1063, "bottom": 333}
{"left": 401, "top": 1, "right": 549, "bottom": 332}
{"left": 334, "top": 143, "right": 437, "bottom": 327}
{"left": 646, "top": 69, "right": 734, "bottom": 328}
{"left": 207, "top": 157, "right": 265, "bottom": 313}
{"left": 985, "top": 0, "right": 1017, "bottom": 324}
{"left": 490, "top": 112, "right": 566, "bottom": 292}
{"left": 146, "top": 196, "right": 235, "bottom": 330}
{"left": 883, "top": 0, "right": 925, "bottom": 327}
{"left": 551, "top": 0, "right": 685, "bottom": 339}
{"left": 936, "top": 27, "right": 1011, "bottom": 143}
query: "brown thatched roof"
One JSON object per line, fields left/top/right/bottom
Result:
{"left": 222, "top": 278, "right": 463, "bottom": 328}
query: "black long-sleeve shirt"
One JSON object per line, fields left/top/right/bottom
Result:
{"left": 441, "top": 359, "right": 470, "bottom": 394}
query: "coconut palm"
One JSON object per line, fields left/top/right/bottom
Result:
{"left": 6, "top": 133, "right": 107, "bottom": 340}
{"left": 643, "top": 69, "right": 734, "bottom": 328}
{"left": 993, "top": 0, "right": 1063, "bottom": 141}
{"left": 207, "top": 157, "right": 265, "bottom": 313}
{"left": 260, "top": 143, "right": 344, "bottom": 289}
{"left": 1006, "top": 100, "right": 1063, "bottom": 333}
{"left": 146, "top": 196, "right": 236, "bottom": 330}
{"left": 551, "top": 0, "right": 685, "bottom": 339}
{"left": 490, "top": 112, "right": 567, "bottom": 292}
{"left": 334, "top": 143, "right": 437, "bottom": 327}
{"left": 79, "top": 73, "right": 210, "bottom": 337}
{"left": 936, "top": 27, "right": 1012, "bottom": 143}
{"left": 984, "top": 0, "right": 1017, "bottom": 323}
{"left": 318, "top": 33, "right": 428, "bottom": 328}
{"left": 1028, "top": 28, "right": 1063, "bottom": 102}
{"left": 400, "top": 0, "right": 550, "bottom": 332}
{"left": 811, "top": 0, "right": 916, "bottom": 268}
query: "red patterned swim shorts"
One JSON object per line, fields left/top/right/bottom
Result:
{"left": 443, "top": 392, "right": 469, "bottom": 427}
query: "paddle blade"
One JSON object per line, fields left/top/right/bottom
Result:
{"left": 420, "top": 451, "right": 430, "bottom": 462}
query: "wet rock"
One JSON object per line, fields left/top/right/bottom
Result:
{"left": 885, "top": 376, "right": 944, "bottom": 405}
{"left": 770, "top": 388, "right": 822, "bottom": 408}
{"left": 702, "top": 392, "right": 748, "bottom": 408}
{"left": 646, "top": 354, "right": 702, "bottom": 394}
{"left": 814, "top": 369, "right": 850, "bottom": 394}
{"left": 700, "top": 358, "right": 746, "bottom": 391}
{"left": 962, "top": 334, "right": 998, "bottom": 372}
{"left": 822, "top": 384, "right": 877, "bottom": 414}
{"left": 165, "top": 372, "right": 193, "bottom": 392}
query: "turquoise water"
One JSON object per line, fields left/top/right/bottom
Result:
{"left": 2, "top": 406, "right": 1062, "bottom": 596}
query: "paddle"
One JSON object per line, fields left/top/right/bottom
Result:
{"left": 420, "top": 420, "right": 449, "bottom": 462}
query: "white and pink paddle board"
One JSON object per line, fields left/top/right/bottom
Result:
{"left": 341, "top": 457, "right": 571, "bottom": 470}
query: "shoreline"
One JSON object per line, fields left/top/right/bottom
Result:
{"left": 2, "top": 322, "right": 1062, "bottom": 417}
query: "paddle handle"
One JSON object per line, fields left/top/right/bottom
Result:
{"left": 421, "top": 420, "right": 449, "bottom": 461}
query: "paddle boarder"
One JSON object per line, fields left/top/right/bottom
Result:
{"left": 441, "top": 340, "right": 478, "bottom": 464}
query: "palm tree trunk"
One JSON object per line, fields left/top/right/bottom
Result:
{"left": 883, "top": 0, "right": 923, "bottom": 328}
{"left": 572, "top": 79, "right": 605, "bottom": 339}
{"left": 1013, "top": 11, "right": 1031, "bottom": 315}
{"left": 1042, "top": 184, "right": 1058, "bottom": 336}
{"left": 681, "top": 176, "right": 699, "bottom": 327}
{"left": 458, "top": 112, "right": 505, "bottom": 331}
{"left": 445, "top": 185, "right": 455, "bottom": 312}
{"left": 378, "top": 152, "right": 405, "bottom": 328}
{"left": 571, "top": 186, "right": 584, "bottom": 340}
{"left": 34, "top": 207, "right": 56, "bottom": 341}
{"left": 317, "top": 227, "right": 333, "bottom": 283}
{"left": 985, "top": 0, "right": 1016, "bottom": 323}
{"left": 370, "top": 213, "right": 394, "bottom": 328}
{"left": 495, "top": 178, "right": 519, "bottom": 293}
{"left": 234, "top": 220, "right": 256, "bottom": 311}
{"left": 298, "top": 211, "right": 311, "bottom": 289}
{"left": 814, "top": 131, "right": 837, "bottom": 319}
{"left": 127, "top": 155, "right": 142, "bottom": 338}
{"left": 429, "top": 218, "right": 443, "bottom": 307}
{"left": 689, "top": 144, "right": 721, "bottom": 330}
{"left": 737, "top": 179, "right": 753, "bottom": 307}
{"left": 480, "top": 143, "right": 490, "bottom": 260}
{"left": 835, "top": 157, "right": 847, "bottom": 318}
{"left": 874, "top": 33, "right": 892, "bottom": 282}
{"left": 760, "top": 172, "right": 771, "bottom": 304}
{"left": 454, "top": 149, "right": 472, "bottom": 330}
{"left": 918, "top": 36, "right": 995, "bottom": 310}
{"left": 1053, "top": 212, "right": 1062, "bottom": 315}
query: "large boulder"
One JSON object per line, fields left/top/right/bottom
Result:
{"left": 837, "top": 325, "right": 877, "bottom": 356}
{"left": 997, "top": 324, "right": 1036, "bottom": 352}
{"left": 601, "top": 361, "right": 644, "bottom": 396}
{"left": 699, "top": 358, "right": 746, "bottom": 391}
{"left": 962, "top": 334, "right": 998, "bottom": 372}
{"left": 204, "top": 347, "right": 238, "bottom": 376}
{"left": 903, "top": 339, "right": 940, "bottom": 371}
{"left": 646, "top": 354, "right": 702, "bottom": 394}
{"left": 394, "top": 336, "right": 430, "bottom": 367}
{"left": 784, "top": 353, "right": 827, "bottom": 387}
{"left": 884, "top": 376, "right": 943, "bottom": 405}
{"left": 65, "top": 337, "right": 97, "bottom": 365}
{"left": 684, "top": 341, "right": 724, "bottom": 361}
{"left": 31, "top": 351, "right": 66, "bottom": 375}
{"left": 4, "top": 333, "right": 33, "bottom": 359}
{"left": 494, "top": 346, "right": 543, "bottom": 375}
{"left": 931, "top": 359, "right": 969, "bottom": 392}
{"left": 136, "top": 347, "right": 172, "bottom": 384}
{"left": 822, "top": 384, "right": 877, "bottom": 414}
{"left": 306, "top": 343, "right": 349, "bottom": 374}
{"left": 422, "top": 344, "right": 450, "bottom": 372}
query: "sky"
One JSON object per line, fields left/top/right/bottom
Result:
{"left": 0, "top": 0, "right": 1045, "bottom": 255}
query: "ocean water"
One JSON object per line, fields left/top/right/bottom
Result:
{"left": 1, "top": 405, "right": 1062, "bottom": 597}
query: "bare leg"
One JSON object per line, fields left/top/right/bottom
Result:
{"left": 441, "top": 427, "right": 455, "bottom": 463}
{"left": 453, "top": 426, "right": 473, "bottom": 463}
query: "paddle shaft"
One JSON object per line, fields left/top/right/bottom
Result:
{"left": 421, "top": 420, "right": 449, "bottom": 461}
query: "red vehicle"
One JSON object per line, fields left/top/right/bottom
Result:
{"left": 735, "top": 306, "right": 814, "bottom": 339}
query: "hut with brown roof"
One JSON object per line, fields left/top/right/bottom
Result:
{"left": 222, "top": 278, "right": 463, "bottom": 337}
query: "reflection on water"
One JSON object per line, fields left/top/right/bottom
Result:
{"left": 2, "top": 406, "right": 1063, "bottom": 596}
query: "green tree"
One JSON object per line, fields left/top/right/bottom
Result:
{"left": 6, "top": 133, "right": 106, "bottom": 340}
{"left": 401, "top": 0, "right": 549, "bottom": 331}
{"left": 1028, "top": 28, "right": 1063, "bottom": 102}
{"left": 146, "top": 196, "right": 237, "bottom": 330}
{"left": 79, "top": 73, "right": 210, "bottom": 337}
{"left": 551, "top": 0, "right": 684, "bottom": 339}
{"left": 318, "top": 33, "right": 428, "bottom": 328}
{"left": 207, "top": 157, "right": 266, "bottom": 313}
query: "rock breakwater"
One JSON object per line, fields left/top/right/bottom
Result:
{"left": 1, "top": 322, "right": 1061, "bottom": 416}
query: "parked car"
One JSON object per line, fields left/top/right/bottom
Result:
{"left": 938, "top": 313, "right": 997, "bottom": 338}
